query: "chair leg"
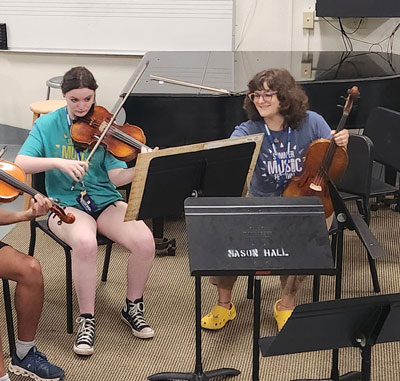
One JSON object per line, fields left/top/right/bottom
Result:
{"left": 64, "top": 248, "right": 73, "bottom": 334}
{"left": 2, "top": 279, "right": 16, "bottom": 356}
{"left": 28, "top": 221, "right": 37, "bottom": 256}
{"left": 363, "top": 198, "right": 371, "bottom": 225}
{"left": 334, "top": 230, "right": 344, "bottom": 300}
{"left": 357, "top": 198, "right": 371, "bottom": 225}
{"left": 246, "top": 276, "right": 254, "bottom": 299}
{"left": 396, "top": 186, "right": 400, "bottom": 212}
{"left": 366, "top": 253, "right": 381, "bottom": 293}
{"left": 101, "top": 243, "right": 112, "bottom": 282}
{"left": 312, "top": 276, "right": 320, "bottom": 302}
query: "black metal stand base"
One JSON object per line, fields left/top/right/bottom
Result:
{"left": 148, "top": 276, "right": 240, "bottom": 381}
{"left": 338, "top": 372, "right": 362, "bottom": 380}
{"left": 155, "top": 237, "right": 176, "bottom": 256}
{"left": 148, "top": 368, "right": 240, "bottom": 380}
{"left": 292, "top": 371, "right": 362, "bottom": 381}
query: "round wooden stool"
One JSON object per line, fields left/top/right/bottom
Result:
{"left": 30, "top": 99, "right": 66, "bottom": 124}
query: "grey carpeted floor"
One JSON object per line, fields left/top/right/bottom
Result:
{"left": 1, "top": 204, "right": 400, "bottom": 381}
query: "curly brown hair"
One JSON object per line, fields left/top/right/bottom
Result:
{"left": 243, "top": 68, "right": 309, "bottom": 129}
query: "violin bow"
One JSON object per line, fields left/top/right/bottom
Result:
{"left": 149, "top": 74, "right": 238, "bottom": 95}
{"left": 85, "top": 60, "right": 151, "bottom": 163}
{"left": 0, "top": 145, "right": 7, "bottom": 159}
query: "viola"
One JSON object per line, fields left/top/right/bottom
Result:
{"left": 283, "top": 86, "right": 360, "bottom": 217}
{"left": 70, "top": 105, "right": 151, "bottom": 162}
{"left": 0, "top": 160, "right": 75, "bottom": 224}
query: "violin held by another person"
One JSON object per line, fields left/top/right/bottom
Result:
{"left": 0, "top": 160, "right": 75, "bottom": 224}
{"left": 283, "top": 86, "right": 359, "bottom": 217}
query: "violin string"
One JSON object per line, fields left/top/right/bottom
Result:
{"left": 0, "top": 169, "right": 38, "bottom": 197}
{"left": 110, "top": 127, "right": 146, "bottom": 149}
{"left": 316, "top": 110, "right": 349, "bottom": 187}
{"left": 75, "top": 118, "right": 150, "bottom": 151}
{"left": 0, "top": 168, "right": 68, "bottom": 211}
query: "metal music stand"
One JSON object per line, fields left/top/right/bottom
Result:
{"left": 259, "top": 293, "right": 400, "bottom": 381}
{"left": 307, "top": 182, "right": 388, "bottom": 381}
{"left": 143, "top": 138, "right": 260, "bottom": 380}
{"left": 125, "top": 134, "right": 263, "bottom": 257}
{"left": 148, "top": 196, "right": 335, "bottom": 381}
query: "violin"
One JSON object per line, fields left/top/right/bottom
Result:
{"left": 70, "top": 105, "right": 151, "bottom": 162}
{"left": 283, "top": 86, "right": 360, "bottom": 217}
{"left": 0, "top": 160, "right": 75, "bottom": 224}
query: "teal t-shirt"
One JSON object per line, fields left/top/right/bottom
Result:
{"left": 18, "top": 107, "right": 127, "bottom": 211}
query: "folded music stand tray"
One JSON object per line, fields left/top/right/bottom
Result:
{"left": 259, "top": 293, "right": 400, "bottom": 381}
{"left": 148, "top": 196, "right": 335, "bottom": 381}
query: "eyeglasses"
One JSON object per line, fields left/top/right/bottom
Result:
{"left": 248, "top": 91, "right": 278, "bottom": 103}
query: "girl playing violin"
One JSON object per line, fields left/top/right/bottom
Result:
{"left": 15, "top": 66, "right": 155, "bottom": 356}
{"left": 201, "top": 68, "right": 349, "bottom": 332}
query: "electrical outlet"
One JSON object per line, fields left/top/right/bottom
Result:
{"left": 301, "top": 62, "right": 312, "bottom": 79}
{"left": 303, "top": 11, "right": 314, "bottom": 29}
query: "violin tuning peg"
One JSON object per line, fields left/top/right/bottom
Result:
{"left": 336, "top": 104, "right": 344, "bottom": 109}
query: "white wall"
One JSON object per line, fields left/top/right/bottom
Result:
{"left": 1, "top": 0, "right": 400, "bottom": 129}
{"left": 235, "top": 0, "right": 400, "bottom": 52}
{"left": 0, "top": 53, "right": 141, "bottom": 129}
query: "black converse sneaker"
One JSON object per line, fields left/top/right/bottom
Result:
{"left": 121, "top": 298, "right": 154, "bottom": 339}
{"left": 73, "top": 316, "right": 95, "bottom": 356}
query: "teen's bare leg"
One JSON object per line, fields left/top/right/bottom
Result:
{"left": 48, "top": 208, "right": 98, "bottom": 315}
{"left": 96, "top": 201, "right": 155, "bottom": 301}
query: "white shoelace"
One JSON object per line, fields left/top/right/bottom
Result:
{"left": 75, "top": 317, "right": 95, "bottom": 345}
{"left": 127, "top": 302, "right": 149, "bottom": 329}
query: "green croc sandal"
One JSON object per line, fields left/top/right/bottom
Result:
{"left": 201, "top": 304, "right": 236, "bottom": 330}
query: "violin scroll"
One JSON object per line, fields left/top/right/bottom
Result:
{"left": 343, "top": 86, "right": 360, "bottom": 115}
{"left": 50, "top": 203, "right": 75, "bottom": 225}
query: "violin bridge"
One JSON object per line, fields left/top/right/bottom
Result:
{"left": 310, "top": 183, "right": 322, "bottom": 192}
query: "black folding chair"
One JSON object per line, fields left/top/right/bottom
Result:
{"left": 28, "top": 172, "right": 114, "bottom": 334}
{"left": 336, "top": 134, "right": 374, "bottom": 224}
{"left": 362, "top": 107, "right": 400, "bottom": 213}
{"left": 2, "top": 279, "right": 16, "bottom": 356}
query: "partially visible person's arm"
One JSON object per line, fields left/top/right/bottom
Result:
{"left": 0, "top": 194, "right": 52, "bottom": 225}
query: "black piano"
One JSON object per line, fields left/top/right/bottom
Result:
{"left": 116, "top": 51, "right": 400, "bottom": 149}
{"left": 115, "top": 51, "right": 400, "bottom": 249}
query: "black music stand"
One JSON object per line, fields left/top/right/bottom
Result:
{"left": 143, "top": 139, "right": 260, "bottom": 380}
{"left": 312, "top": 181, "right": 386, "bottom": 305}
{"left": 306, "top": 182, "right": 388, "bottom": 381}
{"left": 149, "top": 196, "right": 335, "bottom": 381}
{"left": 259, "top": 293, "right": 400, "bottom": 381}
{"left": 132, "top": 136, "right": 262, "bottom": 255}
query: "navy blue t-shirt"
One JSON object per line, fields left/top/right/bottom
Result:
{"left": 231, "top": 111, "right": 332, "bottom": 196}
